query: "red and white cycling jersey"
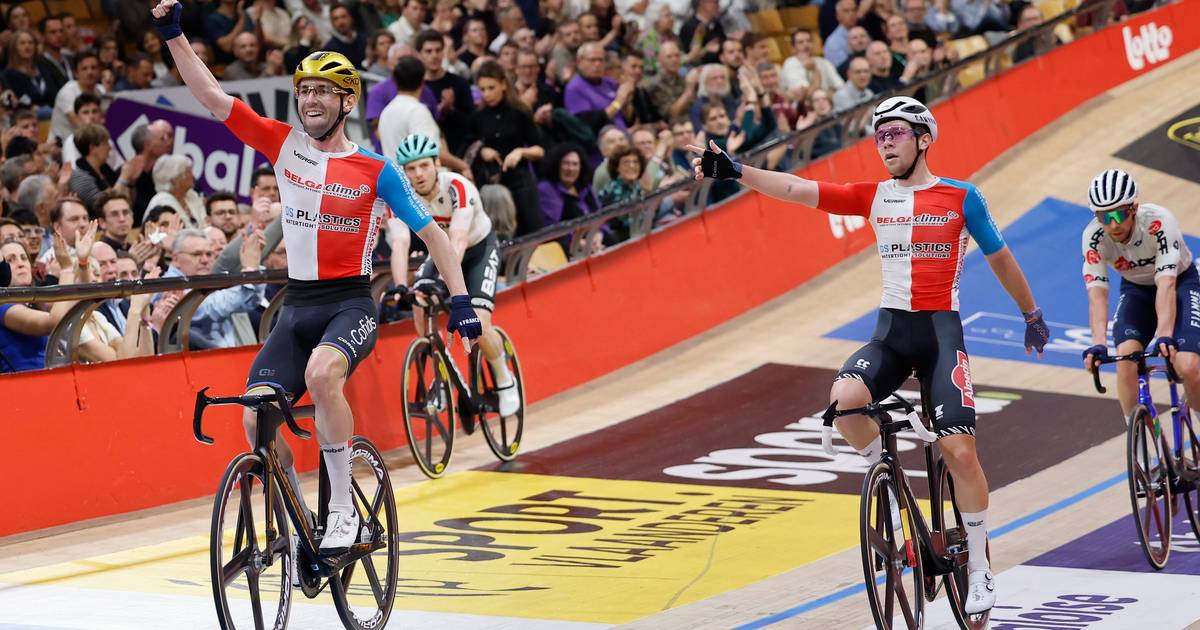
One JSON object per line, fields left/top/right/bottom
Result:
{"left": 223, "top": 99, "right": 431, "bottom": 281}
{"left": 817, "top": 177, "right": 1006, "bottom": 311}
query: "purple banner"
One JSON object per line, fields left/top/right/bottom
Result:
{"left": 105, "top": 99, "right": 273, "bottom": 204}
{"left": 1027, "top": 509, "right": 1200, "bottom": 576}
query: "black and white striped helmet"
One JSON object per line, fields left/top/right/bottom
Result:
{"left": 871, "top": 96, "right": 938, "bottom": 142}
{"left": 1088, "top": 168, "right": 1138, "bottom": 212}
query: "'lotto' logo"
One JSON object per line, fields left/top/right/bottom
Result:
{"left": 1123, "top": 22, "right": 1173, "bottom": 71}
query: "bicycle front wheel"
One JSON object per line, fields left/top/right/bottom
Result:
{"left": 861, "top": 460, "right": 924, "bottom": 630}
{"left": 401, "top": 336, "right": 456, "bottom": 478}
{"left": 328, "top": 437, "right": 400, "bottom": 630}
{"left": 210, "top": 452, "right": 293, "bottom": 630}
{"left": 1127, "top": 406, "right": 1172, "bottom": 570}
{"left": 470, "top": 326, "right": 525, "bottom": 461}
{"left": 1175, "top": 405, "right": 1200, "bottom": 543}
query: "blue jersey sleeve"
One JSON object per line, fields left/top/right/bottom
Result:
{"left": 376, "top": 159, "right": 433, "bottom": 231}
{"left": 961, "top": 183, "right": 1005, "bottom": 255}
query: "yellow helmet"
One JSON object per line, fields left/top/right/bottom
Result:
{"left": 293, "top": 51, "right": 361, "bottom": 98}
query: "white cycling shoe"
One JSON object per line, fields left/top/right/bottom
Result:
{"left": 964, "top": 570, "right": 996, "bottom": 614}
{"left": 497, "top": 382, "right": 520, "bottom": 417}
{"left": 319, "top": 510, "right": 360, "bottom": 555}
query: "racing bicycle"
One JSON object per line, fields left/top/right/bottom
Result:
{"left": 193, "top": 385, "right": 399, "bottom": 630}
{"left": 1091, "top": 350, "right": 1200, "bottom": 569}
{"left": 821, "top": 391, "right": 988, "bottom": 630}
{"left": 396, "top": 285, "right": 525, "bottom": 478}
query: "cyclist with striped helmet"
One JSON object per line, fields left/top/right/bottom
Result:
{"left": 690, "top": 95, "right": 1052, "bottom": 614}
{"left": 1081, "top": 168, "right": 1200, "bottom": 418}
{"left": 390, "top": 134, "right": 520, "bottom": 421}
{"left": 151, "top": 0, "right": 482, "bottom": 554}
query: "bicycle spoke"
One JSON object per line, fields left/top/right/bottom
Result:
{"left": 866, "top": 526, "right": 892, "bottom": 561}
{"left": 424, "top": 420, "right": 434, "bottom": 462}
{"left": 883, "top": 562, "right": 896, "bottom": 626}
{"left": 270, "top": 535, "right": 289, "bottom": 557}
{"left": 896, "top": 572, "right": 916, "bottom": 628}
{"left": 222, "top": 546, "right": 253, "bottom": 587}
{"left": 239, "top": 476, "right": 258, "bottom": 547}
{"left": 247, "top": 567, "right": 265, "bottom": 630}
{"left": 352, "top": 478, "right": 383, "bottom": 527}
{"left": 361, "top": 553, "right": 386, "bottom": 606}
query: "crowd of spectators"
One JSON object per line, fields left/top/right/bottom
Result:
{"left": 0, "top": 0, "right": 1141, "bottom": 372}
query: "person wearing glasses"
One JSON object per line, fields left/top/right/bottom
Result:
{"left": 149, "top": 0, "right": 481, "bottom": 555}
{"left": 689, "top": 95, "right": 1050, "bottom": 614}
{"left": 1081, "top": 169, "right": 1200, "bottom": 418}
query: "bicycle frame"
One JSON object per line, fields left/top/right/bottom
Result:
{"left": 415, "top": 298, "right": 480, "bottom": 419}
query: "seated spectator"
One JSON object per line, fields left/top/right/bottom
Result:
{"left": 807, "top": 89, "right": 844, "bottom": 159}
{"left": 901, "top": 37, "right": 935, "bottom": 94}
{"left": 158, "top": 228, "right": 266, "bottom": 349}
{"left": 430, "top": 0, "right": 459, "bottom": 35}
{"left": 565, "top": 42, "right": 631, "bottom": 136}
{"left": 824, "top": 0, "right": 860, "bottom": 69}
{"left": 365, "top": 30, "right": 397, "bottom": 75}
{"left": 205, "top": 192, "right": 242, "bottom": 241}
{"left": 548, "top": 19, "right": 584, "bottom": 84}
{"left": 781, "top": 30, "right": 844, "bottom": 104}
{"left": 95, "top": 190, "right": 136, "bottom": 252}
{"left": 144, "top": 205, "right": 183, "bottom": 270}
{"left": 836, "top": 27, "right": 872, "bottom": 80}
{"left": 539, "top": 143, "right": 601, "bottom": 229}
{"left": 51, "top": 51, "right": 104, "bottom": 143}
{"left": 223, "top": 32, "right": 266, "bottom": 80}
{"left": 630, "top": 126, "right": 674, "bottom": 189}
{"left": 866, "top": 41, "right": 903, "bottom": 94}
{"left": 95, "top": 33, "right": 125, "bottom": 76}
{"left": 249, "top": 0, "right": 292, "bottom": 50}
{"left": 514, "top": 49, "right": 561, "bottom": 111}
{"left": 284, "top": 15, "right": 321, "bottom": 72}
{"left": 37, "top": 199, "right": 92, "bottom": 271}
{"left": 62, "top": 93, "right": 125, "bottom": 182}
{"left": 140, "top": 30, "right": 172, "bottom": 84}
{"left": 0, "top": 238, "right": 79, "bottom": 373}
{"left": 15, "top": 175, "right": 59, "bottom": 254}
{"left": 325, "top": 3, "right": 369, "bottom": 69}
{"left": 388, "top": 0, "right": 428, "bottom": 48}
{"left": 9, "top": 211, "right": 44, "bottom": 263}
{"left": 907, "top": 0, "right": 959, "bottom": 37}
{"left": 290, "top": 0, "right": 333, "bottom": 43}
{"left": 191, "top": 40, "right": 214, "bottom": 68}
{"left": 695, "top": 102, "right": 741, "bottom": 203}
{"left": 591, "top": 125, "right": 630, "bottom": 193}
{"left": 887, "top": 15, "right": 912, "bottom": 61}
{"left": 4, "top": 30, "right": 55, "bottom": 114}
{"left": 0, "top": 218, "right": 23, "bottom": 245}
{"left": 618, "top": 51, "right": 661, "bottom": 127}
{"left": 114, "top": 53, "right": 156, "bottom": 92}
{"left": 952, "top": 0, "right": 1011, "bottom": 35}
{"left": 679, "top": 0, "right": 724, "bottom": 67}
{"left": 206, "top": 0, "right": 255, "bottom": 66}
{"left": 69, "top": 124, "right": 126, "bottom": 210}
{"left": 469, "top": 60, "right": 545, "bottom": 236}
{"left": 415, "top": 30, "right": 474, "bottom": 156}
{"left": 644, "top": 39, "right": 696, "bottom": 122}
{"left": 205, "top": 226, "right": 230, "bottom": 258}
{"left": 73, "top": 235, "right": 157, "bottom": 363}
{"left": 147, "top": 156, "right": 206, "bottom": 229}
{"left": 491, "top": 6, "right": 527, "bottom": 54}
{"left": 688, "top": 64, "right": 737, "bottom": 131}
{"left": 834, "top": 57, "right": 875, "bottom": 113}
{"left": 758, "top": 63, "right": 801, "bottom": 133}
{"left": 1012, "top": 4, "right": 1061, "bottom": 64}
{"left": 669, "top": 118, "right": 698, "bottom": 172}
{"left": 479, "top": 184, "right": 518, "bottom": 241}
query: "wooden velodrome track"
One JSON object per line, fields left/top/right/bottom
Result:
{"left": 2, "top": 51, "right": 1198, "bottom": 630}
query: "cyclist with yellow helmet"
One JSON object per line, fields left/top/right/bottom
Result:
{"left": 151, "top": 0, "right": 482, "bottom": 554}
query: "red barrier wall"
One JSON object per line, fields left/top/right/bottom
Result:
{"left": 4, "top": 0, "right": 1197, "bottom": 537}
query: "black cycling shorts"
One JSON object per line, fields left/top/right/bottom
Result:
{"left": 417, "top": 232, "right": 501, "bottom": 312}
{"left": 835, "top": 308, "right": 977, "bottom": 439}
{"left": 246, "top": 295, "right": 379, "bottom": 398}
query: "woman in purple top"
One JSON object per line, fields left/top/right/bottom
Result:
{"left": 538, "top": 143, "right": 601, "bottom": 232}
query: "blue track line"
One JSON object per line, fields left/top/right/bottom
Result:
{"left": 732, "top": 471, "right": 1127, "bottom": 630}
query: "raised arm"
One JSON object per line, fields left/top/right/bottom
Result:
{"left": 152, "top": 0, "right": 235, "bottom": 120}
{"left": 687, "top": 140, "right": 822, "bottom": 209}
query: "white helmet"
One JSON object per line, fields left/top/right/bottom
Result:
{"left": 1088, "top": 168, "right": 1138, "bottom": 212}
{"left": 871, "top": 96, "right": 938, "bottom": 142}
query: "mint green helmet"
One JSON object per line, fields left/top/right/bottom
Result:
{"left": 394, "top": 134, "right": 440, "bottom": 165}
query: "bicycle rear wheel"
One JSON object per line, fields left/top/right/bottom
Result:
{"left": 210, "top": 452, "right": 293, "bottom": 630}
{"left": 1175, "top": 405, "right": 1200, "bottom": 543}
{"left": 861, "top": 460, "right": 924, "bottom": 630}
{"left": 936, "top": 461, "right": 990, "bottom": 630}
{"left": 470, "top": 326, "right": 525, "bottom": 462}
{"left": 401, "top": 337, "right": 456, "bottom": 478}
{"left": 328, "top": 437, "right": 400, "bottom": 630}
{"left": 1127, "top": 406, "right": 1172, "bottom": 570}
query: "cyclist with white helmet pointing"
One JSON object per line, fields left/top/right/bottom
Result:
{"left": 390, "top": 133, "right": 520, "bottom": 419}
{"left": 1081, "top": 168, "right": 1200, "bottom": 417}
{"left": 150, "top": 0, "right": 482, "bottom": 555}
{"left": 690, "top": 95, "right": 1050, "bottom": 613}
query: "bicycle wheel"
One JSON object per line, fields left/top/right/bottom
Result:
{"left": 469, "top": 326, "right": 525, "bottom": 461}
{"left": 861, "top": 460, "right": 924, "bottom": 630}
{"left": 1127, "top": 405, "right": 1172, "bottom": 570}
{"left": 328, "top": 437, "right": 400, "bottom": 630}
{"left": 1177, "top": 405, "right": 1200, "bottom": 543}
{"left": 401, "top": 337, "right": 456, "bottom": 478}
{"left": 936, "top": 461, "right": 990, "bottom": 630}
{"left": 210, "top": 452, "right": 293, "bottom": 630}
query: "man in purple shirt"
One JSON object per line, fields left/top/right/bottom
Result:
{"left": 564, "top": 42, "right": 634, "bottom": 135}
